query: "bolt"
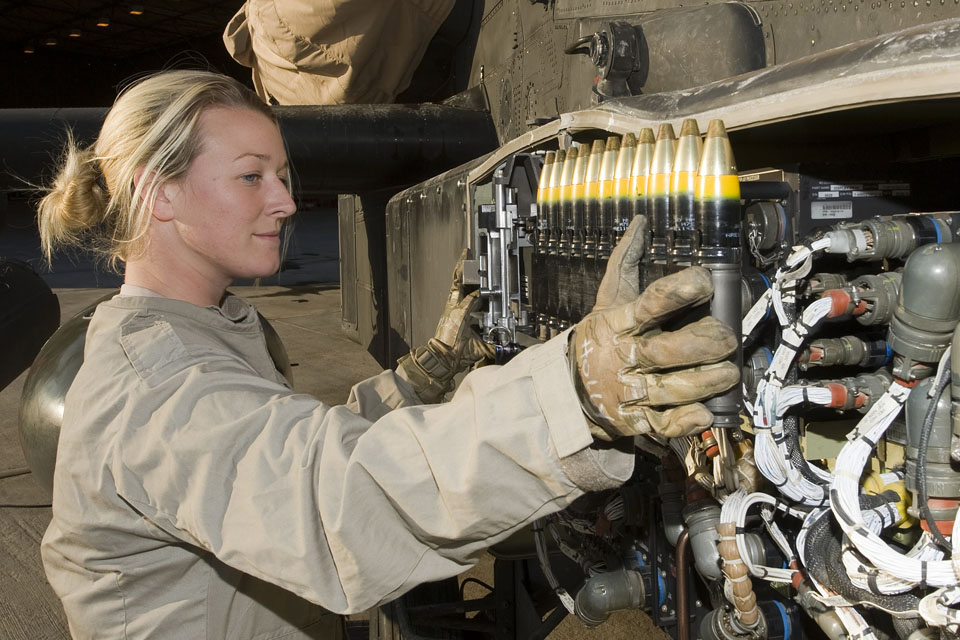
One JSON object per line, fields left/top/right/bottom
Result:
{"left": 661, "top": 604, "right": 669, "bottom": 612}
{"left": 695, "top": 600, "right": 703, "bottom": 607}
{"left": 811, "top": 38, "right": 816, "bottom": 45}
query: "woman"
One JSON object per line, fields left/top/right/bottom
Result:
{"left": 37, "top": 70, "right": 737, "bottom": 639}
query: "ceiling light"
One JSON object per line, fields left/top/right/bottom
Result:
{"left": 129, "top": 5, "right": 144, "bottom": 15}
{"left": 96, "top": 16, "right": 110, "bottom": 27}
{"left": 69, "top": 29, "right": 82, "bottom": 38}
{"left": 44, "top": 37, "right": 58, "bottom": 46}
{"left": 24, "top": 44, "right": 35, "bottom": 54}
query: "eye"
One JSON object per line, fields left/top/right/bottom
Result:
{"left": 240, "top": 173, "right": 261, "bottom": 184}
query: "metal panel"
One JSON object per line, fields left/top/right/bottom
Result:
{"left": 337, "top": 195, "right": 358, "bottom": 338}
{"left": 386, "top": 158, "right": 488, "bottom": 361}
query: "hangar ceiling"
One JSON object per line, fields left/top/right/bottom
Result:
{"left": 0, "top": 1, "right": 248, "bottom": 107}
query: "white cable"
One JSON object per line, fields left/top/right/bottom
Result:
{"left": 742, "top": 288, "right": 772, "bottom": 341}
{"left": 719, "top": 488, "right": 802, "bottom": 583}
{"left": 533, "top": 519, "right": 576, "bottom": 615}
{"left": 830, "top": 380, "right": 960, "bottom": 587}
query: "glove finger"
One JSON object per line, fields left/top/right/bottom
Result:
{"left": 619, "top": 361, "right": 740, "bottom": 406}
{"left": 636, "top": 266, "right": 714, "bottom": 327}
{"left": 436, "top": 289, "right": 482, "bottom": 346}
{"left": 594, "top": 215, "right": 647, "bottom": 310}
{"left": 629, "top": 317, "right": 737, "bottom": 372}
{"left": 611, "top": 266, "right": 713, "bottom": 335}
{"left": 620, "top": 403, "right": 715, "bottom": 438}
{"left": 462, "top": 335, "right": 497, "bottom": 363}
{"left": 444, "top": 250, "right": 468, "bottom": 307}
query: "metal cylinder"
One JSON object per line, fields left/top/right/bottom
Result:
{"left": 704, "top": 263, "right": 743, "bottom": 427}
{"left": 799, "top": 336, "right": 891, "bottom": 370}
{"left": 669, "top": 119, "right": 704, "bottom": 266}
{"left": 888, "top": 243, "right": 960, "bottom": 379}
{"left": 630, "top": 128, "right": 656, "bottom": 219}
{"left": 573, "top": 567, "right": 646, "bottom": 627}
{"left": 906, "top": 378, "right": 960, "bottom": 499}
{"left": 648, "top": 124, "right": 677, "bottom": 265}
{"left": 852, "top": 272, "right": 901, "bottom": 326}
{"left": 683, "top": 501, "right": 724, "bottom": 581}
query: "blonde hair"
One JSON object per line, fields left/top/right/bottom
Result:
{"left": 38, "top": 70, "right": 277, "bottom": 270}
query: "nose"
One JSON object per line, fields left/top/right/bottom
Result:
{"left": 269, "top": 176, "right": 297, "bottom": 218}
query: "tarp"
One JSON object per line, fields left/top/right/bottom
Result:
{"left": 224, "top": 0, "right": 455, "bottom": 105}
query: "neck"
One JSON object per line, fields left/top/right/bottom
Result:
{"left": 125, "top": 239, "right": 230, "bottom": 307}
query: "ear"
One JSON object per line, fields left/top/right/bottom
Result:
{"left": 133, "top": 167, "right": 177, "bottom": 222}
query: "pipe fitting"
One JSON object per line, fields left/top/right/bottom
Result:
{"left": 888, "top": 243, "right": 960, "bottom": 380}
{"left": 683, "top": 501, "right": 724, "bottom": 581}
{"left": 573, "top": 567, "right": 646, "bottom": 627}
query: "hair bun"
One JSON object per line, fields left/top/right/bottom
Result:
{"left": 38, "top": 141, "right": 109, "bottom": 262}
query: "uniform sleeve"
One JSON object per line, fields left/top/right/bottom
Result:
{"left": 341, "top": 369, "right": 422, "bottom": 421}
{"left": 110, "top": 328, "right": 634, "bottom": 615}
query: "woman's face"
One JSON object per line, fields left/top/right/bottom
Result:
{"left": 164, "top": 107, "right": 296, "bottom": 287}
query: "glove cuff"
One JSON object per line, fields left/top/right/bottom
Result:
{"left": 397, "top": 339, "right": 457, "bottom": 404}
{"left": 567, "top": 337, "right": 622, "bottom": 441}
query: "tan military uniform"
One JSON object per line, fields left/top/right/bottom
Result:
{"left": 223, "top": 0, "right": 455, "bottom": 105}
{"left": 41, "top": 293, "right": 633, "bottom": 639}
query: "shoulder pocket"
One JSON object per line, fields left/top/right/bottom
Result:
{"left": 120, "top": 315, "right": 190, "bottom": 386}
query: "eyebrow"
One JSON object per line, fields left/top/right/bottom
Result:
{"left": 234, "top": 152, "right": 270, "bottom": 161}
{"left": 233, "top": 153, "right": 289, "bottom": 170}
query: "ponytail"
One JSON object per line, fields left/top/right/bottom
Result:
{"left": 37, "top": 134, "right": 109, "bottom": 266}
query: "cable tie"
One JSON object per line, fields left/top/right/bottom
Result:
{"left": 921, "top": 561, "right": 928, "bottom": 589}
{"left": 802, "top": 387, "right": 809, "bottom": 403}
{"left": 861, "top": 435, "right": 877, "bottom": 449}
{"left": 736, "top": 526, "right": 748, "bottom": 535}
{"left": 868, "top": 573, "right": 881, "bottom": 594}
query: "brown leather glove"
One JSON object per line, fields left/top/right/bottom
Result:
{"left": 572, "top": 266, "right": 740, "bottom": 440}
{"left": 397, "top": 252, "right": 496, "bottom": 403}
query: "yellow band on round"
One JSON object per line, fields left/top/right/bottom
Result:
{"left": 695, "top": 174, "right": 740, "bottom": 199}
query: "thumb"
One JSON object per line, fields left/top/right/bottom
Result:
{"left": 594, "top": 215, "right": 647, "bottom": 310}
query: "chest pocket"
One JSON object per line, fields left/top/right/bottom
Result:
{"left": 120, "top": 315, "right": 193, "bottom": 387}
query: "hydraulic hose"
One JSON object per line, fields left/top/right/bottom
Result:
{"left": 803, "top": 511, "right": 920, "bottom": 613}
{"left": 916, "top": 370, "right": 953, "bottom": 553}
{"left": 716, "top": 521, "right": 760, "bottom": 627}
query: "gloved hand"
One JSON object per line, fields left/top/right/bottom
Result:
{"left": 572, "top": 264, "right": 740, "bottom": 440}
{"left": 398, "top": 252, "right": 496, "bottom": 403}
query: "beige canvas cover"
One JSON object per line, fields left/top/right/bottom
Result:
{"left": 224, "top": 0, "right": 455, "bottom": 104}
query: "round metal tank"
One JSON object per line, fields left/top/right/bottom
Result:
{"left": 19, "top": 294, "right": 293, "bottom": 499}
